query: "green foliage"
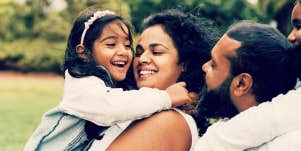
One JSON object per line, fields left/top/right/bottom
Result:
{"left": 34, "top": 13, "right": 70, "bottom": 41}
{"left": 197, "top": 0, "right": 263, "bottom": 32}
{"left": 0, "top": 39, "right": 65, "bottom": 74}
{"left": 0, "top": 0, "right": 295, "bottom": 72}
{"left": 0, "top": 78, "right": 62, "bottom": 151}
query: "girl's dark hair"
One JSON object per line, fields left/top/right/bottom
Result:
{"left": 142, "top": 9, "right": 221, "bottom": 135}
{"left": 64, "top": 7, "right": 134, "bottom": 81}
{"left": 63, "top": 7, "right": 136, "bottom": 142}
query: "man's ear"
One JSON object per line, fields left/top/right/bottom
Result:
{"left": 232, "top": 73, "right": 253, "bottom": 96}
{"left": 75, "top": 44, "right": 89, "bottom": 60}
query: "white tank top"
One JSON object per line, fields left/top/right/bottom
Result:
{"left": 89, "top": 108, "right": 199, "bottom": 151}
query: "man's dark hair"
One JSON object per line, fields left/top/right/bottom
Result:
{"left": 226, "top": 21, "right": 298, "bottom": 102}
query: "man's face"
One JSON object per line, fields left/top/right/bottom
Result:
{"left": 200, "top": 35, "right": 241, "bottom": 118}
{"left": 288, "top": 2, "right": 301, "bottom": 45}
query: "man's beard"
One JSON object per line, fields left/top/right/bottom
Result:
{"left": 197, "top": 75, "right": 239, "bottom": 119}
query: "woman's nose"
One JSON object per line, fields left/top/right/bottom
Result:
{"left": 138, "top": 52, "right": 151, "bottom": 64}
{"left": 202, "top": 61, "right": 209, "bottom": 72}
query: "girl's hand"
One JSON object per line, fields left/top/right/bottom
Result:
{"left": 166, "top": 82, "right": 198, "bottom": 107}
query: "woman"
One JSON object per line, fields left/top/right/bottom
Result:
{"left": 89, "top": 10, "right": 220, "bottom": 151}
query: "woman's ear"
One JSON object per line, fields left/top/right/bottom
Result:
{"left": 76, "top": 44, "right": 89, "bottom": 61}
{"left": 180, "top": 63, "right": 186, "bottom": 72}
{"left": 232, "top": 73, "right": 253, "bottom": 96}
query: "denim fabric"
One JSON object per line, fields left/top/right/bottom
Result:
{"left": 23, "top": 108, "right": 90, "bottom": 151}
{"left": 23, "top": 67, "right": 114, "bottom": 151}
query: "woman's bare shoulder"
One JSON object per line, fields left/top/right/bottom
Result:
{"left": 107, "top": 110, "right": 192, "bottom": 151}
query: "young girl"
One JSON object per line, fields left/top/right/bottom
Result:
{"left": 24, "top": 8, "right": 194, "bottom": 151}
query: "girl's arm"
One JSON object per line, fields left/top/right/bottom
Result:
{"left": 106, "top": 110, "right": 192, "bottom": 151}
{"left": 58, "top": 71, "right": 190, "bottom": 126}
{"left": 194, "top": 87, "right": 301, "bottom": 151}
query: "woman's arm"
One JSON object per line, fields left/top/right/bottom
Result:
{"left": 107, "top": 110, "right": 192, "bottom": 151}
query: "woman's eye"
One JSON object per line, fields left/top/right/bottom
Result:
{"left": 153, "top": 50, "right": 163, "bottom": 55}
{"left": 210, "top": 61, "right": 216, "bottom": 68}
{"left": 106, "top": 43, "right": 116, "bottom": 47}
{"left": 135, "top": 48, "right": 143, "bottom": 57}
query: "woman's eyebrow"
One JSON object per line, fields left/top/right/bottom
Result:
{"left": 136, "top": 44, "right": 144, "bottom": 50}
{"left": 149, "top": 43, "right": 169, "bottom": 49}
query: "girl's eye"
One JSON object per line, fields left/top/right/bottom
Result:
{"left": 125, "top": 44, "right": 131, "bottom": 49}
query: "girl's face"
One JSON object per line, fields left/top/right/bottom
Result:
{"left": 133, "top": 25, "right": 183, "bottom": 90}
{"left": 93, "top": 20, "right": 133, "bottom": 81}
{"left": 288, "top": 2, "right": 301, "bottom": 45}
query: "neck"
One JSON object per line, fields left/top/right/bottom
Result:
{"left": 232, "top": 93, "right": 258, "bottom": 112}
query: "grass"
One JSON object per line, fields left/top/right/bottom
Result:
{"left": 0, "top": 78, "right": 63, "bottom": 151}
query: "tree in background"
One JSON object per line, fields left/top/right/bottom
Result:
{"left": 0, "top": 0, "right": 296, "bottom": 73}
{"left": 257, "top": 0, "right": 295, "bottom": 35}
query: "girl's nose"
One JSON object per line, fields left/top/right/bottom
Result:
{"left": 288, "top": 29, "right": 296, "bottom": 43}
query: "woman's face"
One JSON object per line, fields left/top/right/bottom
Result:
{"left": 133, "top": 25, "right": 183, "bottom": 90}
{"left": 288, "top": 2, "right": 301, "bottom": 45}
{"left": 93, "top": 20, "right": 133, "bottom": 81}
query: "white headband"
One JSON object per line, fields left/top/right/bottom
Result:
{"left": 79, "top": 10, "right": 116, "bottom": 46}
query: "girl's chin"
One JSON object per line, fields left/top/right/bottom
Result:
{"left": 112, "top": 74, "right": 127, "bottom": 82}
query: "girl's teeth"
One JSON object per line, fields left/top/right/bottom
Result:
{"left": 113, "top": 61, "right": 125, "bottom": 65}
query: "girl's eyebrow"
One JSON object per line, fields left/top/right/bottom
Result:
{"left": 100, "top": 36, "right": 116, "bottom": 42}
{"left": 292, "top": 19, "right": 301, "bottom": 26}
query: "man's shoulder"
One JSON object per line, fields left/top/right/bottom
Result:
{"left": 247, "top": 129, "right": 301, "bottom": 151}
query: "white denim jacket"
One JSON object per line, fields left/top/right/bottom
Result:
{"left": 23, "top": 70, "right": 171, "bottom": 151}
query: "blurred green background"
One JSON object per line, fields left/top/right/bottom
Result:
{"left": 0, "top": 0, "right": 296, "bottom": 74}
{"left": 0, "top": 0, "right": 296, "bottom": 150}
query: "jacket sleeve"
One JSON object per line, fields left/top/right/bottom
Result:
{"left": 194, "top": 88, "right": 301, "bottom": 151}
{"left": 58, "top": 71, "right": 171, "bottom": 126}
{"left": 23, "top": 108, "right": 87, "bottom": 151}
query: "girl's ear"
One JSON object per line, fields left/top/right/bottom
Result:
{"left": 76, "top": 44, "right": 89, "bottom": 61}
